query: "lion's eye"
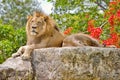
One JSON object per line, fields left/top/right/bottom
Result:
{"left": 31, "top": 20, "right": 34, "bottom": 22}
{"left": 38, "top": 21, "right": 41, "bottom": 24}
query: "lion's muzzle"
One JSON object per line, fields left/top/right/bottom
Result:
{"left": 31, "top": 29, "right": 38, "bottom": 35}
{"left": 32, "top": 26, "right": 37, "bottom": 29}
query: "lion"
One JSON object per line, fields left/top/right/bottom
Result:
{"left": 12, "top": 11, "right": 65, "bottom": 60}
{"left": 62, "top": 33, "right": 102, "bottom": 47}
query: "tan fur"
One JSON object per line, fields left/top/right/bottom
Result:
{"left": 12, "top": 11, "right": 65, "bottom": 60}
{"left": 62, "top": 33, "right": 102, "bottom": 47}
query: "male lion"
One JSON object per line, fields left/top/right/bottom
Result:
{"left": 12, "top": 11, "right": 65, "bottom": 60}
{"left": 62, "top": 33, "right": 102, "bottom": 47}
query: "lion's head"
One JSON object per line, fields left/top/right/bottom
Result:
{"left": 26, "top": 11, "right": 55, "bottom": 37}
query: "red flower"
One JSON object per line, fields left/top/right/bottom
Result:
{"left": 110, "top": 26, "right": 115, "bottom": 32}
{"left": 87, "top": 20, "right": 95, "bottom": 32}
{"left": 116, "top": 10, "right": 120, "bottom": 17}
{"left": 87, "top": 25, "right": 94, "bottom": 32}
{"left": 117, "top": 0, "right": 120, "bottom": 2}
{"left": 103, "top": 33, "right": 119, "bottom": 46}
{"left": 64, "top": 30, "right": 69, "bottom": 34}
{"left": 108, "top": 14, "right": 115, "bottom": 26}
{"left": 110, "top": 33, "right": 118, "bottom": 42}
{"left": 64, "top": 27, "right": 73, "bottom": 35}
{"left": 90, "top": 27, "right": 102, "bottom": 39}
{"left": 103, "top": 39, "right": 112, "bottom": 45}
{"left": 109, "top": 1, "right": 117, "bottom": 6}
{"left": 116, "top": 9, "right": 120, "bottom": 21}
{"left": 109, "top": 8, "right": 115, "bottom": 11}
{"left": 88, "top": 20, "right": 95, "bottom": 26}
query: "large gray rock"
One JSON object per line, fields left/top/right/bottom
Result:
{"left": 0, "top": 47, "right": 120, "bottom": 80}
{"left": 0, "top": 57, "right": 33, "bottom": 80}
{"left": 32, "top": 47, "right": 120, "bottom": 80}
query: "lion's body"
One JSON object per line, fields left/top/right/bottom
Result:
{"left": 12, "top": 11, "right": 65, "bottom": 59}
{"left": 62, "top": 33, "right": 102, "bottom": 47}
{"left": 12, "top": 11, "right": 103, "bottom": 60}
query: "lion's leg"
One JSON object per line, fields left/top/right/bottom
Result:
{"left": 73, "top": 40, "right": 85, "bottom": 46}
{"left": 12, "top": 46, "right": 25, "bottom": 58}
{"left": 21, "top": 46, "right": 33, "bottom": 60}
{"left": 62, "top": 38, "right": 85, "bottom": 47}
{"left": 21, "top": 38, "right": 49, "bottom": 60}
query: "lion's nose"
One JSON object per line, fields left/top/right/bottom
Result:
{"left": 32, "top": 26, "right": 37, "bottom": 29}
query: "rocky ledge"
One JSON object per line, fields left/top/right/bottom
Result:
{"left": 0, "top": 47, "right": 120, "bottom": 80}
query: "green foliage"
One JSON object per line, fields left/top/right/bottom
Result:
{"left": 52, "top": 10, "right": 105, "bottom": 33}
{"left": 14, "top": 28, "right": 26, "bottom": 49}
{"left": 50, "top": 0, "right": 109, "bottom": 33}
{"left": 51, "top": 0, "right": 119, "bottom": 38}
{"left": 0, "top": 24, "right": 14, "bottom": 40}
{"left": 0, "top": 23, "right": 26, "bottom": 63}
{"left": 0, "top": 40, "right": 14, "bottom": 63}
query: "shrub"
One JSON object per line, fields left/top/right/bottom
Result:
{"left": 0, "top": 24, "right": 15, "bottom": 40}
{"left": 0, "top": 23, "right": 26, "bottom": 63}
{"left": 13, "top": 27, "right": 26, "bottom": 51}
{"left": 0, "top": 40, "right": 14, "bottom": 63}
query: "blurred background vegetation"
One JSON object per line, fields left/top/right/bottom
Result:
{"left": 0, "top": 0, "right": 120, "bottom": 63}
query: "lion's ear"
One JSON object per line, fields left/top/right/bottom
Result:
{"left": 27, "top": 15, "right": 32, "bottom": 20}
{"left": 44, "top": 16, "right": 49, "bottom": 21}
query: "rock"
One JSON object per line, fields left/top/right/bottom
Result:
{"left": 32, "top": 47, "right": 120, "bottom": 80}
{"left": 0, "top": 57, "right": 33, "bottom": 80}
{"left": 0, "top": 47, "right": 120, "bottom": 80}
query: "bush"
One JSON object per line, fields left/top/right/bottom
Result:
{"left": 13, "top": 27, "right": 26, "bottom": 51}
{"left": 0, "top": 23, "right": 26, "bottom": 63}
{"left": 0, "top": 40, "right": 14, "bottom": 63}
{"left": 0, "top": 24, "right": 15, "bottom": 40}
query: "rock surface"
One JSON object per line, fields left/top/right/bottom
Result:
{"left": 0, "top": 57, "right": 33, "bottom": 80}
{"left": 0, "top": 47, "right": 120, "bottom": 80}
{"left": 32, "top": 47, "right": 120, "bottom": 80}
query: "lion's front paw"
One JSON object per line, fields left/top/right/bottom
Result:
{"left": 12, "top": 52, "right": 21, "bottom": 58}
{"left": 21, "top": 54, "right": 31, "bottom": 60}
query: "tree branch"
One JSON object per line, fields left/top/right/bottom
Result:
{"left": 100, "top": 21, "right": 108, "bottom": 28}
{"left": 95, "top": 2, "right": 107, "bottom": 11}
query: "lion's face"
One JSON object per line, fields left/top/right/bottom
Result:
{"left": 29, "top": 16, "right": 47, "bottom": 36}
